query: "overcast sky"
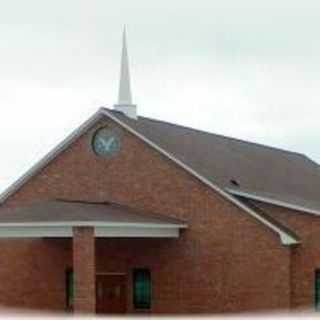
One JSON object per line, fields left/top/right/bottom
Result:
{"left": 1, "top": 0, "right": 320, "bottom": 193}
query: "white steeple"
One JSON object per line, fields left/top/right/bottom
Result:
{"left": 114, "top": 27, "right": 137, "bottom": 119}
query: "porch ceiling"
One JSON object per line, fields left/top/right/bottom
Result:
{"left": 0, "top": 200, "right": 187, "bottom": 238}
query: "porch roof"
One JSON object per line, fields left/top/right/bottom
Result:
{"left": 0, "top": 200, "right": 187, "bottom": 238}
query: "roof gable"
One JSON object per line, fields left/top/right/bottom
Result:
{"left": 0, "top": 108, "right": 298, "bottom": 245}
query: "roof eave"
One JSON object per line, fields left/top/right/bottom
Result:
{"left": 228, "top": 188, "right": 320, "bottom": 217}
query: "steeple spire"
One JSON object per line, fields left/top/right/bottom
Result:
{"left": 114, "top": 27, "right": 137, "bottom": 119}
{"left": 118, "top": 27, "right": 132, "bottom": 105}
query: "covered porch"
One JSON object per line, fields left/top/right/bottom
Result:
{"left": 0, "top": 200, "right": 187, "bottom": 314}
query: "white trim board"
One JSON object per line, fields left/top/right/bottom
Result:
{"left": 0, "top": 108, "right": 299, "bottom": 245}
{"left": 0, "top": 221, "right": 187, "bottom": 228}
{"left": 0, "top": 225, "right": 182, "bottom": 238}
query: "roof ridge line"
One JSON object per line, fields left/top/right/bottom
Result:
{"left": 104, "top": 108, "right": 306, "bottom": 158}
{"left": 56, "top": 198, "right": 186, "bottom": 223}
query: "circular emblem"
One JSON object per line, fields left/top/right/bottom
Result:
{"left": 92, "top": 127, "right": 122, "bottom": 157}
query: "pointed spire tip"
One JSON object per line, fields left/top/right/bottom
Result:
{"left": 114, "top": 27, "right": 137, "bottom": 119}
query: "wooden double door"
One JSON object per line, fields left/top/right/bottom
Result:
{"left": 96, "top": 274, "right": 127, "bottom": 314}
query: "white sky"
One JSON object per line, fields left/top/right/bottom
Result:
{"left": 1, "top": 0, "right": 320, "bottom": 193}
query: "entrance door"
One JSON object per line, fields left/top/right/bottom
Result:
{"left": 96, "top": 274, "right": 127, "bottom": 314}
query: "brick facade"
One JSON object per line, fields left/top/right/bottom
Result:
{"left": 73, "top": 227, "right": 95, "bottom": 313}
{"left": 253, "top": 200, "right": 320, "bottom": 310}
{"left": 0, "top": 115, "right": 308, "bottom": 313}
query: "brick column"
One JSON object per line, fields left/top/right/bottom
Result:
{"left": 73, "top": 226, "right": 96, "bottom": 313}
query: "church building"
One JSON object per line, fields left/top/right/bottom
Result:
{"left": 0, "top": 30, "right": 320, "bottom": 314}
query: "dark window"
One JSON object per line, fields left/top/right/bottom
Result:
{"left": 315, "top": 270, "right": 320, "bottom": 311}
{"left": 133, "top": 269, "right": 151, "bottom": 309}
{"left": 66, "top": 269, "right": 74, "bottom": 310}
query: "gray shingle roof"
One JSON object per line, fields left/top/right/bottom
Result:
{"left": 108, "top": 109, "right": 320, "bottom": 213}
{"left": 0, "top": 200, "right": 187, "bottom": 226}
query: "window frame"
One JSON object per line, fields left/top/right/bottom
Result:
{"left": 133, "top": 268, "right": 152, "bottom": 310}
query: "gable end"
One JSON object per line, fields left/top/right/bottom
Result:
{"left": 0, "top": 108, "right": 299, "bottom": 246}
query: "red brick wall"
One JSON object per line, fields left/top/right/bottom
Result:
{"left": 0, "top": 239, "right": 71, "bottom": 311}
{"left": 252, "top": 200, "right": 320, "bottom": 310}
{"left": 73, "top": 227, "right": 95, "bottom": 313}
{"left": 0, "top": 116, "right": 291, "bottom": 313}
